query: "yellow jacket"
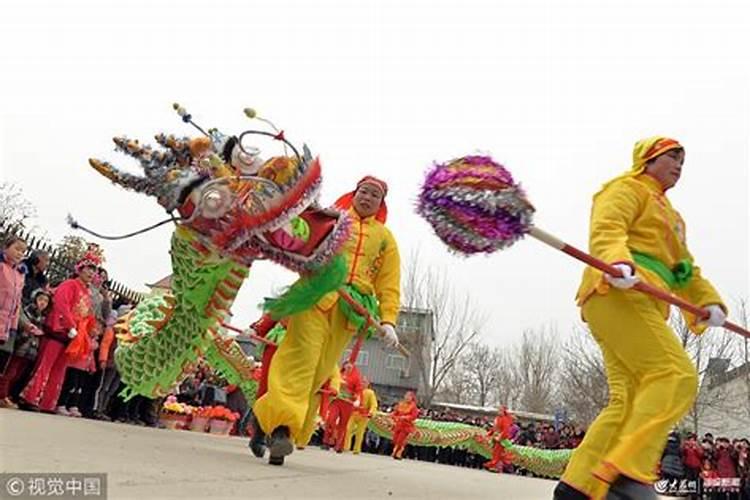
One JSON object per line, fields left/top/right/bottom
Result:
{"left": 329, "top": 364, "right": 342, "bottom": 394}
{"left": 360, "top": 387, "right": 378, "bottom": 416}
{"left": 577, "top": 174, "right": 724, "bottom": 333}
{"left": 317, "top": 208, "right": 401, "bottom": 325}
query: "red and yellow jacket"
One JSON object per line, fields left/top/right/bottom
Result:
{"left": 317, "top": 208, "right": 401, "bottom": 325}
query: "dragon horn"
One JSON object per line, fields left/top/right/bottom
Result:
{"left": 154, "top": 133, "right": 192, "bottom": 166}
{"left": 112, "top": 136, "right": 174, "bottom": 170}
{"left": 88, "top": 158, "right": 159, "bottom": 197}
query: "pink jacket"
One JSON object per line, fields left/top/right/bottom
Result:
{"left": 0, "top": 255, "right": 25, "bottom": 342}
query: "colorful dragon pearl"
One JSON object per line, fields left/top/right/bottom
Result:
{"left": 416, "top": 155, "right": 535, "bottom": 256}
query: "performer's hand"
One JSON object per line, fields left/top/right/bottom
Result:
{"left": 243, "top": 327, "right": 257, "bottom": 338}
{"left": 68, "top": 328, "right": 79, "bottom": 339}
{"left": 604, "top": 263, "right": 639, "bottom": 289}
{"left": 380, "top": 323, "right": 399, "bottom": 348}
{"left": 701, "top": 304, "right": 727, "bottom": 328}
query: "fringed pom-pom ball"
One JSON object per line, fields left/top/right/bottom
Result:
{"left": 416, "top": 155, "right": 535, "bottom": 256}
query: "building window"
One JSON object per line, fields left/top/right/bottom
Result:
{"left": 386, "top": 354, "right": 406, "bottom": 370}
{"left": 341, "top": 350, "right": 369, "bottom": 367}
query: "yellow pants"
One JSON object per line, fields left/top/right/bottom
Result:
{"left": 561, "top": 289, "right": 698, "bottom": 499}
{"left": 345, "top": 414, "right": 370, "bottom": 453}
{"left": 253, "top": 302, "right": 355, "bottom": 439}
{"left": 295, "top": 392, "right": 322, "bottom": 448}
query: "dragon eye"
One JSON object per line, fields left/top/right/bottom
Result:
{"left": 199, "top": 184, "right": 234, "bottom": 219}
{"left": 204, "top": 190, "right": 223, "bottom": 209}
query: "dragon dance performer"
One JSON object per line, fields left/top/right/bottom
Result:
{"left": 245, "top": 315, "right": 343, "bottom": 452}
{"left": 252, "top": 175, "right": 402, "bottom": 465}
{"left": 323, "top": 361, "right": 363, "bottom": 453}
{"left": 295, "top": 365, "right": 341, "bottom": 450}
{"left": 390, "top": 390, "right": 419, "bottom": 460}
{"left": 345, "top": 377, "right": 378, "bottom": 454}
{"left": 554, "top": 137, "right": 728, "bottom": 500}
{"left": 483, "top": 406, "right": 515, "bottom": 473}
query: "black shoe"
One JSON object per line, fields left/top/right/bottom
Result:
{"left": 248, "top": 415, "right": 266, "bottom": 458}
{"left": 606, "top": 476, "right": 657, "bottom": 500}
{"left": 267, "top": 426, "right": 293, "bottom": 466}
{"left": 17, "top": 399, "right": 39, "bottom": 412}
{"left": 553, "top": 482, "right": 589, "bottom": 500}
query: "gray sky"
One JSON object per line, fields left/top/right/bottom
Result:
{"left": 1, "top": 0, "right": 748, "bottom": 346}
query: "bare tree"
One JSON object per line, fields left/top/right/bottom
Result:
{"left": 673, "top": 310, "right": 743, "bottom": 433}
{"left": 401, "top": 249, "right": 486, "bottom": 405}
{"left": 557, "top": 325, "right": 609, "bottom": 425}
{"left": 461, "top": 341, "right": 504, "bottom": 407}
{"left": 0, "top": 181, "right": 36, "bottom": 228}
{"left": 491, "top": 347, "right": 522, "bottom": 410}
{"left": 734, "top": 299, "right": 750, "bottom": 422}
{"left": 434, "top": 357, "right": 475, "bottom": 405}
{"left": 509, "top": 326, "right": 560, "bottom": 414}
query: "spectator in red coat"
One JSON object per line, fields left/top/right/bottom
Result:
{"left": 681, "top": 433, "right": 704, "bottom": 481}
{"left": 701, "top": 458, "right": 718, "bottom": 480}
{"left": 714, "top": 437, "right": 738, "bottom": 478}
{"left": 20, "top": 251, "right": 99, "bottom": 412}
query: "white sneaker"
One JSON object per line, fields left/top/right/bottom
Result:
{"left": 56, "top": 406, "right": 71, "bottom": 416}
{"left": 68, "top": 407, "right": 83, "bottom": 418}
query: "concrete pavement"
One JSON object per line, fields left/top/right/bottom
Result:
{"left": 1, "top": 408, "right": 562, "bottom": 499}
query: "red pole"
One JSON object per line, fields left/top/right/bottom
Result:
{"left": 337, "top": 289, "right": 411, "bottom": 362}
{"left": 219, "top": 322, "right": 277, "bottom": 346}
{"left": 528, "top": 227, "right": 750, "bottom": 339}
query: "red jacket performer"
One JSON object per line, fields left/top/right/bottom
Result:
{"left": 324, "top": 361, "right": 363, "bottom": 453}
{"left": 483, "top": 406, "right": 515, "bottom": 473}
{"left": 391, "top": 390, "right": 419, "bottom": 460}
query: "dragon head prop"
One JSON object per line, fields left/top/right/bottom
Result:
{"left": 88, "top": 104, "right": 350, "bottom": 274}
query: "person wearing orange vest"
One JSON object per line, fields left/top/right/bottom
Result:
{"left": 554, "top": 137, "right": 728, "bottom": 500}
{"left": 483, "top": 406, "right": 515, "bottom": 473}
{"left": 391, "top": 390, "right": 419, "bottom": 460}
{"left": 345, "top": 377, "right": 378, "bottom": 454}
{"left": 324, "top": 362, "right": 363, "bottom": 453}
{"left": 252, "top": 176, "right": 402, "bottom": 466}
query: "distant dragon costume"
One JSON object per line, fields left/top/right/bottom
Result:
{"left": 76, "top": 105, "right": 351, "bottom": 402}
{"left": 368, "top": 411, "right": 572, "bottom": 478}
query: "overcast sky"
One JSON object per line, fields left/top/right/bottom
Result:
{"left": 1, "top": 0, "right": 748, "bottom": 346}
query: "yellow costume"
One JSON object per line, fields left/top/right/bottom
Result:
{"left": 561, "top": 137, "right": 726, "bottom": 499}
{"left": 253, "top": 205, "right": 400, "bottom": 440}
{"left": 345, "top": 387, "right": 379, "bottom": 454}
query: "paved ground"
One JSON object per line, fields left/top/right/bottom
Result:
{"left": 0, "top": 408, "right": 563, "bottom": 499}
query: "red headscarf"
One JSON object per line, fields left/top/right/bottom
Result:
{"left": 334, "top": 175, "right": 388, "bottom": 223}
